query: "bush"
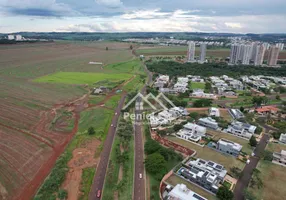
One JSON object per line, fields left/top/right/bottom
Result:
{"left": 173, "top": 124, "right": 183, "bottom": 132}
{"left": 58, "top": 189, "right": 68, "bottom": 200}
{"left": 249, "top": 136, "right": 257, "bottom": 147}
{"left": 216, "top": 186, "right": 234, "bottom": 200}
{"left": 88, "top": 126, "right": 95, "bottom": 135}
{"left": 263, "top": 150, "right": 273, "bottom": 161}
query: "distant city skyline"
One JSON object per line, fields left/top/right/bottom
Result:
{"left": 0, "top": 0, "right": 286, "bottom": 33}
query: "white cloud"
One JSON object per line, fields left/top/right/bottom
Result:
{"left": 95, "top": 0, "right": 123, "bottom": 8}
{"left": 120, "top": 9, "right": 170, "bottom": 20}
{"left": 225, "top": 22, "right": 242, "bottom": 29}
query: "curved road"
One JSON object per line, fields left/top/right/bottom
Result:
{"left": 233, "top": 133, "right": 270, "bottom": 200}
{"left": 88, "top": 94, "right": 126, "bottom": 200}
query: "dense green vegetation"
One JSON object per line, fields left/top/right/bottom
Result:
{"left": 146, "top": 61, "right": 286, "bottom": 77}
{"left": 144, "top": 124, "right": 183, "bottom": 200}
{"left": 79, "top": 168, "right": 96, "bottom": 200}
{"left": 102, "top": 118, "right": 134, "bottom": 200}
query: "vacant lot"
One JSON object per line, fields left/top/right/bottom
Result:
{"left": 0, "top": 41, "right": 136, "bottom": 200}
{"left": 207, "top": 129, "right": 253, "bottom": 155}
{"left": 248, "top": 160, "right": 286, "bottom": 200}
{"left": 34, "top": 72, "right": 132, "bottom": 85}
{"left": 166, "top": 136, "right": 245, "bottom": 171}
{"left": 267, "top": 142, "right": 286, "bottom": 153}
{"left": 189, "top": 82, "right": 206, "bottom": 90}
{"left": 135, "top": 45, "right": 286, "bottom": 59}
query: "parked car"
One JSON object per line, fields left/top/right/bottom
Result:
{"left": 139, "top": 173, "right": 142, "bottom": 179}
{"left": 97, "top": 190, "right": 101, "bottom": 198}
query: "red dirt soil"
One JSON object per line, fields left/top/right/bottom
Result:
{"left": 62, "top": 139, "right": 101, "bottom": 200}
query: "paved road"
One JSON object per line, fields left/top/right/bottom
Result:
{"left": 133, "top": 64, "right": 152, "bottom": 200}
{"left": 133, "top": 103, "right": 146, "bottom": 200}
{"left": 233, "top": 134, "right": 269, "bottom": 200}
{"left": 88, "top": 95, "right": 126, "bottom": 200}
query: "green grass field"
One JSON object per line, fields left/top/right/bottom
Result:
{"left": 105, "top": 95, "right": 121, "bottom": 109}
{"left": 136, "top": 46, "right": 187, "bottom": 54}
{"left": 34, "top": 72, "right": 132, "bottom": 85}
{"left": 189, "top": 82, "right": 205, "bottom": 90}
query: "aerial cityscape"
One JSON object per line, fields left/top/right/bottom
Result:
{"left": 0, "top": 1, "right": 286, "bottom": 200}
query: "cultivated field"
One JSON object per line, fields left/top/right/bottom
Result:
{"left": 0, "top": 41, "right": 139, "bottom": 200}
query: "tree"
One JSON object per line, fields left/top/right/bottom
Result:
{"left": 58, "top": 189, "right": 68, "bottom": 200}
{"left": 193, "top": 99, "right": 212, "bottom": 107}
{"left": 204, "top": 82, "right": 212, "bottom": 93}
{"left": 144, "top": 140, "right": 161, "bottom": 155}
{"left": 88, "top": 126, "right": 95, "bottom": 135}
{"left": 144, "top": 153, "right": 167, "bottom": 174}
{"left": 189, "top": 112, "right": 199, "bottom": 120}
{"left": 106, "top": 47, "right": 108, "bottom": 51}
{"left": 173, "top": 124, "right": 183, "bottom": 132}
{"left": 240, "top": 106, "right": 245, "bottom": 113}
{"left": 130, "top": 45, "right": 133, "bottom": 50}
{"left": 244, "top": 189, "right": 257, "bottom": 200}
{"left": 230, "top": 166, "right": 242, "bottom": 178}
{"left": 216, "top": 186, "right": 234, "bottom": 200}
{"left": 276, "top": 95, "right": 281, "bottom": 100}
{"left": 157, "top": 130, "right": 167, "bottom": 136}
{"left": 263, "top": 150, "right": 273, "bottom": 161}
{"left": 249, "top": 135, "right": 258, "bottom": 147}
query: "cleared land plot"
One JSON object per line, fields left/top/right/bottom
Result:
{"left": 267, "top": 142, "right": 286, "bottom": 153}
{"left": 207, "top": 129, "right": 253, "bottom": 155}
{"left": 166, "top": 174, "right": 217, "bottom": 200}
{"left": 248, "top": 160, "right": 286, "bottom": 200}
{"left": 0, "top": 41, "right": 134, "bottom": 199}
{"left": 189, "top": 82, "right": 205, "bottom": 89}
{"left": 220, "top": 110, "right": 233, "bottom": 122}
{"left": 166, "top": 136, "right": 245, "bottom": 171}
{"left": 135, "top": 46, "right": 286, "bottom": 59}
{"left": 34, "top": 72, "right": 132, "bottom": 85}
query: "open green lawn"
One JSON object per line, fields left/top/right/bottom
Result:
{"left": 207, "top": 129, "right": 253, "bottom": 155}
{"left": 105, "top": 95, "right": 121, "bottom": 109}
{"left": 136, "top": 46, "right": 187, "bottom": 54}
{"left": 220, "top": 110, "right": 233, "bottom": 122}
{"left": 166, "top": 136, "right": 245, "bottom": 171}
{"left": 189, "top": 82, "right": 206, "bottom": 90}
{"left": 34, "top": 72, "right": 132, "bottom": 85}
{"left": 166, "top": 174, "right": 217, "bottom": 200}
{"left": 248, "top": 160, "right": 286, "bottom": 200}
{"left": 104, "top": 59, "right": 145, "bottom": 75}
{"left": 77, "top": 108, "right": 114, "bottom": 140}
{"left": 122, "top": 75, "right": 145, "bottom": 92}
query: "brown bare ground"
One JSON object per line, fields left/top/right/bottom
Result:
{"left": 0, "top": 41, "right": 134, "bottom": 200}
{"left": 62, "top": 139, "right": 101, "bottom": 200}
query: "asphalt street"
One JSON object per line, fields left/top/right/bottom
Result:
{"left": 233, "top": 134, "right": 269, "bottom": 200}
{"left": 88, "top": 95, "right": 126, "bottom": 200}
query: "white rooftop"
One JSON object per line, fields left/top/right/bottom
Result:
{"left": 168, "top": 184, "right": 207, "bottom": 200}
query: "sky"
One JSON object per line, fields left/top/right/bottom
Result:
{"left": 0, "top": 0, "right": 285, "bottom": 33}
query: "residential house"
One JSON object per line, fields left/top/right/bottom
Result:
{"left": 190, "top": 89, "right": 217, "bottom": 99}
{"left": 217, "top": 139, "right": 242, "bottom": 157}
{"left": 209, "top": 107, "right": 220, "bottom": 117}
{"left": 228, "top": 109, "right": 244, "bottom": 119}
{"left": 226, "top": 121, "right": 256, "bottom": 139}
{"left": 279, "top": 133, "right": 286, "bottom": 144}
{"left": 229, "top": 80, "right": 244, "bottom": 90}
{"left": 167, "top": 184, "right": 207, "bottom": 200}
{"left": 198, "top": 117, "right": 219, "bottom": 130}
{"left": 92, "top": 88, "right": 103, "bottom": 95}
{"left": 255, "top": 106, "right": 279, "bottom": 115}
{"left": 273, "top": 150, "right": 286, "bottom": 166}
{"left": 176, "top": 123, "right": 206, "bottom": 142}
{"left": 178, "top": 158, "right": 227, "bottom": 193}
